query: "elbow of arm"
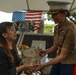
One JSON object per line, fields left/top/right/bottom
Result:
{"left": 60, "top": 54, "right": 67, "bottom": 61}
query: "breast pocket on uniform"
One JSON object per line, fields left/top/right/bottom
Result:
{"left": 59, "top": 31, "right": 66, "bottom": 45}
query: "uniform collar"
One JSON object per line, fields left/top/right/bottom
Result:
{"left": 58, "top": 19, "right": 69, "bottom": 31}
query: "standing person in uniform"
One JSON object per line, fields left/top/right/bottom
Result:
{"left": 34, "top": 7, "right": 76, "bottom": 75}
{"left": 0, "top": 22, "right": 34, "bottom": 75}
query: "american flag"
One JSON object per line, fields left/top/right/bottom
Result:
{"left": 25, "top": 11, "right": 42, "bottom": 30}
{"left": 12, "top": 11, "right": 25, "bottom": 21}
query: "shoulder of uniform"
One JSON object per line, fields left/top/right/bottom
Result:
{"left": 54, "top": 25, "right": 58, "bottom": 29}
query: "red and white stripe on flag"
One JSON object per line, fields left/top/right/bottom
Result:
{"left": 25, "top": 11, "right": 42, "bottom": 30}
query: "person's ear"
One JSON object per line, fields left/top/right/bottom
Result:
{"left": 2, "top": 33, "right": 7, "bottom": 38}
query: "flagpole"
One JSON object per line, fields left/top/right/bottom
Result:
{"left": 26, "top": 0, "right": 30, "bottom": 11}
{"left": 69, "top": 0, "right": 75, "bottom": 11}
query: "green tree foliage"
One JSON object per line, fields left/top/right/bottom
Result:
{"left": 44, "top": 24, "right": 55, "bottom": 34}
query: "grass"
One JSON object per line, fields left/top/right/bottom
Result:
{"left": 44, "top": 24, "right": 56, "bottom": 34}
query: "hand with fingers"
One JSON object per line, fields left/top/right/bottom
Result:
{"left": 23, "top": 59, "right": 38, "bottom": 74}
{"left": 39, "top": 50, "right": 47, "bottom": 58}
{"left": 34, "top": 64, "right": 44, "bottom": 72}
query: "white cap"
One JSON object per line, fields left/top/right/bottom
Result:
{"left": 47, "top": 1, "right": 71, "bottom": 10}
{"left": 47, "top": 1, "right": 71, "bottom": 14}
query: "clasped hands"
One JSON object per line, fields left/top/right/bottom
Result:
{"left": 26, "top": 63, "right": 44, "bottom": 74}
{"left": 25, "top": 50, "right": 47, "bottom": 73}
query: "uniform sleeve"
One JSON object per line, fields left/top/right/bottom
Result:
{"left": 54, "top": 25, "right": 58, "bottom": 46}
{"left": 62, "top": 25, "right": 75, "bottom": 50}
{"left": 0, "top": 48, "right": 16, "bottom": 75}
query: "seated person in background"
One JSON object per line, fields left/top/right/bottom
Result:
{"left": 0, "top": 22, "right": 34, "bottom": 75}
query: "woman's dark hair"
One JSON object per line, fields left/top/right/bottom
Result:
{"left": 59, "top": 9, "right": 70, "bottom": 17}
{"left": 0, "top": 22, "right": 13, "bottom": 37}
{"left": 0, "top": 22, "right": 18, "bottom": 64}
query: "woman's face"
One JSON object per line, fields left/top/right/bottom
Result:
{"left": 52, "top": 13, "right": 64, "bottom": 24}
{"left": 5, "top": 26, "right": 17, "bottom": 41}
